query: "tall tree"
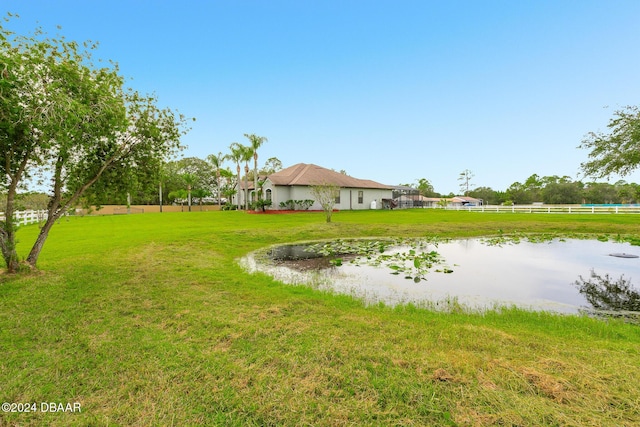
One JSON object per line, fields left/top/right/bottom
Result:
{"left": 415, "top": 178, "right": 437, "bottom": 197}
{"left": 580, "top": 105, "right": 640, "bottom": 178}
{"left": 506, "top": 182, "right": 532, "bottom": 205}
{"left": 261, "top": 157, "right": 282, "bottom": 175}
{"left": 207, "top": 151, "right": 229, "bottom": 209}
{"left": 524, "top": 174, "right": 544, "bottom": 202}
{"left": 183, "top": 173, "right": 196, "bottom": 212}
{"left": 240, "top": 145, "right": 254, "bottom": 210}
{"left": 0, "top": 19, "right": 188, "bottom": 272}
{"left": 244, "top": 133, "right": 267, "bottom": 205}
{"left": 229, "top": 143, "right": 244, "bottom": 210}
{"left": 458, "top": 169, "right": 475, "bottom": 195}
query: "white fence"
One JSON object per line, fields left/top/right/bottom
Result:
{"left": 3, "top": 206, "right": 640, "bottom": 221}
{"left": 444, "top": 204, "right": 640, "bottom": 214}
{"left": 0, "top": 209, "right": 48, "bottom": 226}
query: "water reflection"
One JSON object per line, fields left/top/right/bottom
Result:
{"left": 574, "top": 270, "right": 640, "bottom": 311}
{"left": 257, "top": 238, "right": 640, "bottom": 314}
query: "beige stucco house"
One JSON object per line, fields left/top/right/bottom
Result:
{"left": 237, "top": 163, "right": 393, "bottom": 210}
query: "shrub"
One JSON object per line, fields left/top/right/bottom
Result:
{"left": 296, "top": 199, "right": 314, "bottom": 210}
{"left": 279, "top": 200, "right": 296, "bottom": 210}
{"left": 254, "top": 200, "right": 272, "bottom": 212}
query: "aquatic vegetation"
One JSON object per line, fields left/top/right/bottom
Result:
{"left": 304, "top": 237, "right": 453, "bottom": 282}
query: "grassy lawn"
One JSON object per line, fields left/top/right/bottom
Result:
{"left": 1, "top": 209, "right": 639, "bottom": 426}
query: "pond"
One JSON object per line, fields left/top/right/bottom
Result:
{"left": 240, "top": 237, "right": 640, "bottom": 315}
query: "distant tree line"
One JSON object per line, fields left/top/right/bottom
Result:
{"left": 75, "top": 151, "right": 282, "bottom": 209}
{"left": 1, "top": 147, "right": 282, "bottom": 212}
{"left": 6, "top": 170, "right": 639, "bottom": 212}
{"left": 404, "top": 174, "right": 640, "bottom": 206}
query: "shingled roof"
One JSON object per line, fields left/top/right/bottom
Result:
{"left": 268, "top": 163, "right": 392, "bottom": 189}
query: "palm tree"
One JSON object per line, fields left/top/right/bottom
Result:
{"left": 182, "top": 173, "right": 197, "bottom": 212}
{"left": 244, "top": 134, "right": 268, "bottom": 204}
{"left": 219, "top": 168, "right": 234, "bottom": 204}
{"left": 191, "top": 188, "right": 208, "bottom": 211}
{"left": 168, "top": 189, "right": 188, "bottom": 211}
{"left": 207, "top": 151, "right": 229, "bottom": 210}
{"left": 229, "top": 143, "right": 244, "bottom": 210}
{"left": 240, "top": 145, "right": 254, "bottom": 210}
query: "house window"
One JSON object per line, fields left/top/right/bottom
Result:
{"left": 335, "top": 191, "right": 340, "bottom": 204}
{"left": 265, "top": 189, "right": 272, "bottom": 201}
{"left": 358, "top": 191, "right": 364, "bottom": 204}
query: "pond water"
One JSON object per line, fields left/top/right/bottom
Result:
{"left": 241, "top": 238, "right": 640, "bottom": 314}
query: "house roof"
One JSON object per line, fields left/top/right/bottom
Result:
{"left": 267, "top": 163, "right": 392, "bottom": 190}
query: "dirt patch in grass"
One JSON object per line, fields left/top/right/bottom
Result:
{"left": 432, "top": 368, "right": 461, "bottom": 383}
{"left": 520, "top": 367, "right": 572, "bottom": 403}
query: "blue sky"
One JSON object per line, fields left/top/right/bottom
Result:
{"left": 5, "top": 1, "right": 640, "bottom": 194}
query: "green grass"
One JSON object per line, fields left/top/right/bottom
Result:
{"left": 1, "top": 209, "right": 640, "bottom": 426}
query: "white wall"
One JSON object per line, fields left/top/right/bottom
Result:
{"left": 268, "top": 184, "right": 392, "bottom": 210}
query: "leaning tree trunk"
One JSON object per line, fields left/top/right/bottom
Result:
{"left": 25, "top": 153, "right": 111, "bottom": 268}
{"left": 25, "top": 209, "right": 61, "bottom": 268}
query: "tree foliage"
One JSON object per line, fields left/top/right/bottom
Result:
{"left": 580, "top": 106, "right": 640, "bottom": 179}
{"left": 167, "top": 157, "right": 214, "bottom": 204}
{"left": 0, "top": 17, "right": 189, "bottom": 272}
{"left": 415, "top": 178, "right": 437, "bottom": 197}
{"left": 261, "top": 157, "right": 282, "bottom": 175}
{"left": 467, "top": 186, "right": 505, "bottom": 205}
{"left": 310, "top": 182, "right": 339, "bottom": 223}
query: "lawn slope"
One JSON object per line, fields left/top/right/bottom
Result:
{"left": 1, "top": 210, "right": 639, "bottom": 426}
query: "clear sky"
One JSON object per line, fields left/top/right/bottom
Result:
{"left": 4, "top": 0, "right": 640, "bottom": 194}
